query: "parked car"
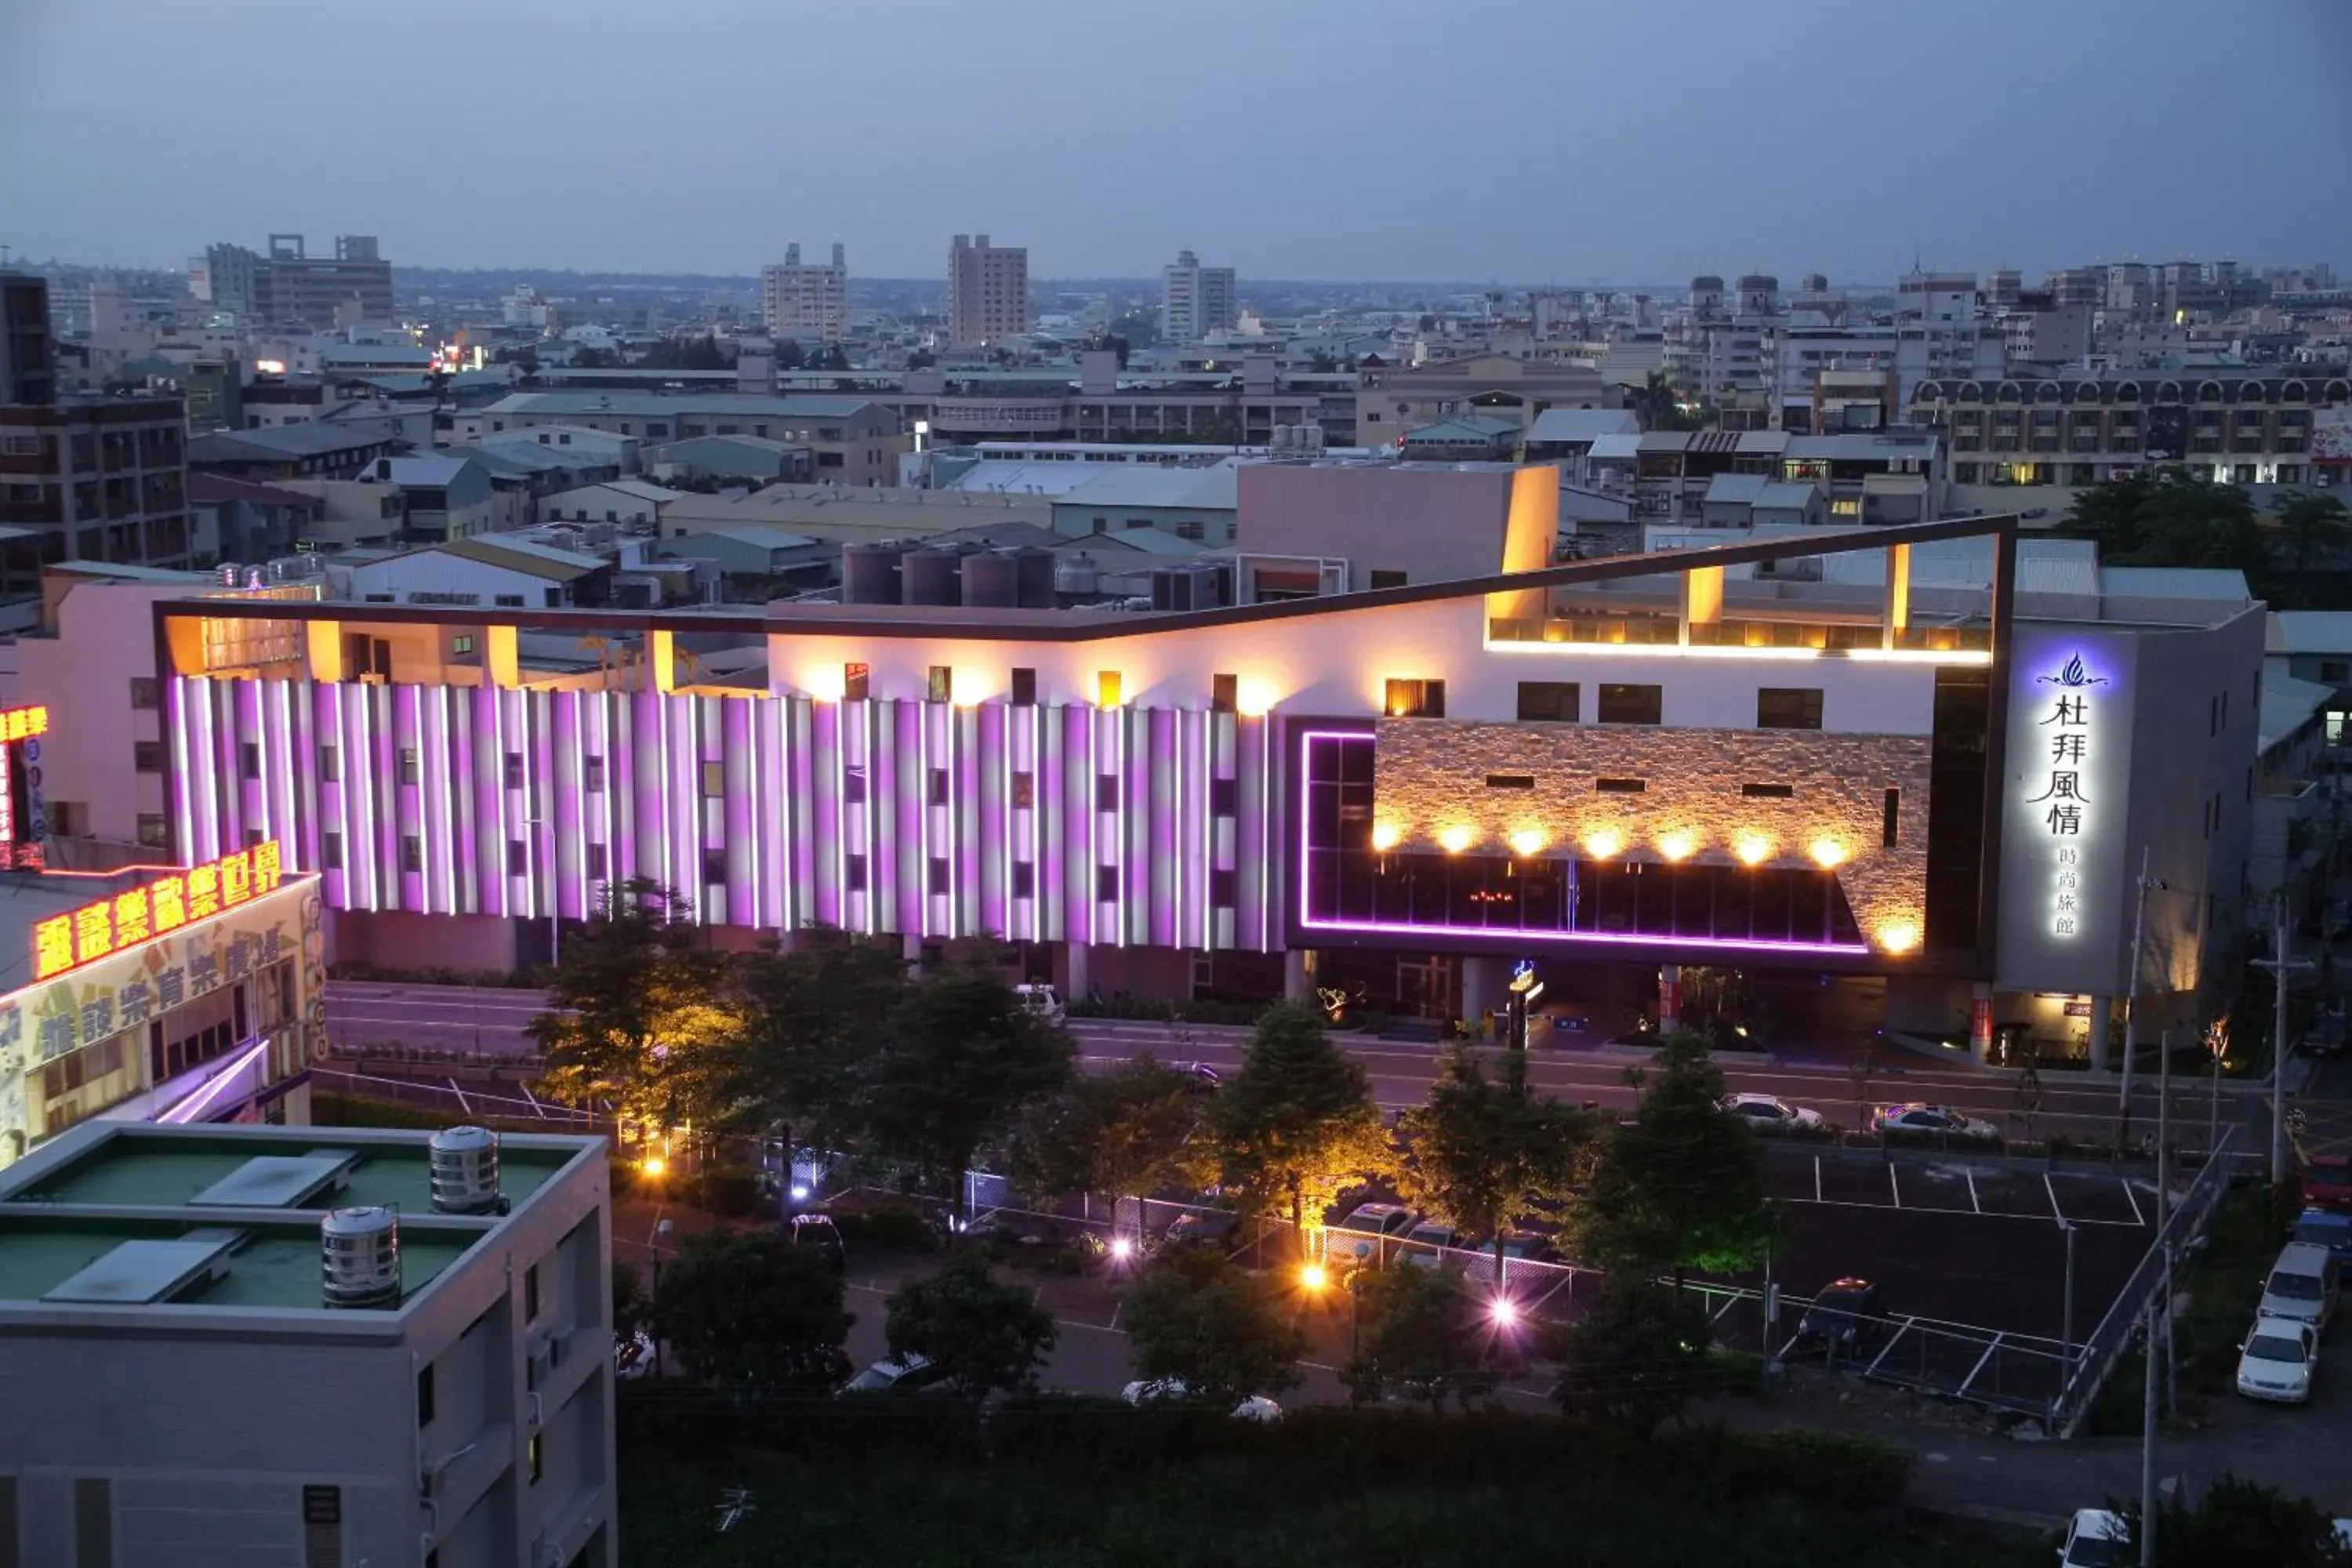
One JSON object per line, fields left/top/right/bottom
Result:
{"left": 1154, "top": 1208, "right": 1240, "bottom": 1255}
{"left": 1122, "top": 1377, "right": 1283, "bottom": 1422}
{"left": 1720, "top": 1092, "right": 1825, "bottom": 1131}
{"left": 1168, "top": 1060, "right": 1222, "bottom": 1090}
{"left": 2303, "top": 1154, "right": 2352, "bottom": 1214}
{"left": 2297, "top": 1014, "right": 2348, "bottom": 1060}
{"left": 2257, "top": 1241, "right": 2340, "bottom": 1330}
{"left": 1014, "top": 982, "right": 1066, "bottom": 1026}
{"left": 2057, "top": 1507, "right": 2130, "bottom": 1566}
{"left": 1330, "top": 1201, "right": 1417, "bottom": 1239}
{"left": 785, "top": 1212, "right": 846, "bottom": 1275}
{"left": 1396, "top": 1220, "right": 1462, "bottom": 1268}
{"left": 1874, "top": 1102, "right": 1999, "bottom": 1140}
{"left": 839, "top": 1353, "right": 955, "bottom": 1397}
{"left": 615, "top": 1329, "right": 655, "bottom": 1380}
{"left": 2235, "top": 1316, "right": 2321, "bottom": 1404}
{"left": 2292, "top": 1207, "right": 2352, "bottom": 1265}
{"left": 1795, "top": 1276, "right": 1885, "bottom": 1356}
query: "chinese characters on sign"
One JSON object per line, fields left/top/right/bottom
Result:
{"left": 0, "top": 706, "right": 49, "bottom": 744}
{"left": 30, "top": 840, "right": 284, "bottom": 982}
{"left": 2031, "top": 655, "right": 2106, "bottom": 940}
{"left": 0, "top": 706, "right": 53, "bottom": 873}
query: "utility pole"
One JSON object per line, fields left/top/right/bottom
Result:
{"left": 2059, "top": 1218, "right": 2077, "bottom": 1376}
{"left": 2250, "top": 895, "right": 2310, "bottom": 1189}
{"left": 2140, "top": 1269, "right": 2161, "bottom": 1568}
{"left": 2118, "top": 848, "right": 2155, "bottom": 1149}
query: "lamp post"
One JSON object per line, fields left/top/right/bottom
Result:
{"left": 648, "top": 1215, "right": 674, "bottom": 1377}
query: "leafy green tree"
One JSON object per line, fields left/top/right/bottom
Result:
{"left": 1121, "top": 1250, "right": 1307, "bottom": 1409}
{"left": 884, "top": 1252, "right": 1055, "bottom": 1396}
{"left": 1579, "top": 1030, "right": 1775, "bottom": 1289}
{"left": 1396, "top": 1044, "right": 1592, "bottom": 1279}
{"left": 734, "top": 926, "right": 908, "bottom": 1151}
{"left": 1009, "top": 1055, "right": 1214, "bottom": 1236}
{"left": 2278, "top": 491, "right": 2352, "bottom": 604}
{"left": 528, "top": 879, "right": 747, "bottom": 1138}
{"left": 1552, "top": 1277, "right": 1715, "bottom": 1434}
{"left": 852, "top": 945, "right": 1073, "bottom": 1219}
{"left": 1340, "top": 1261, "right": 1503, "bottom": 1412}
{"left": 1210, "top": 1002, "right": 1392, "bottom": 1235}
{"left": 2118, "top": 1475, "right": 2352, "bottom": 1567}
{"left": 612, "top": 1258, "right": 649, "bottom": 1345}
{"left": 650, "top": 1229, "right": 851, "bottom": 1389}
{"left": 2064, "top": 470, "right": 2266, "bottom": 584}
{"left": 775, "top": 339, "right": 807, "bottom": 370}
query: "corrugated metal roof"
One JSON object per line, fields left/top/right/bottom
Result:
{"left": 2098, "top": 567, "right": 2251, "bottom": 602}
{"left": 1636, "top": 432, "right": 1694, "bottom": 453}
{"left": 1687, "top": 430, "right": 1742, "bottom": 455}
{"left": 481, "top": 391, "right": 884, "bottom": 420}
{"left": 1735, "top": 430, "right": 1791, "bottom": 454}
{"left": 2268, "top": 612, "right": 2352, "bottom": 655}
{"left": 1703, "top": 474, "right": 1770, "bottom": 504}
{"left": 1524, "top": 408, "right": 1639, "bottom": 445}
{"left": 1588, "top": 433, "right": 1642, "bottom": 459}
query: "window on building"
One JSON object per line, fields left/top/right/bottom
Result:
{"left": 702, "top": 760, "right": 724, "bottom": 797}
{"left": 1010, "top": 667, "right": 1036, "bottom": 706}
{"left": 1211, "top": 867, "right": 1238, "bottom": 908}
{"left": 1211, "top": 673, "right": 1238, "bottom": 713}
{"left": 452, "top": 634, "right": 475, "bottom": 655}
{"left": 417, "top": 1364, "right": 436, "bottom": 1428}
{"left": 1740, "top": 782, "right": 1795, "bottom": 799}
{"left": 398, "top": 748, "right": 419, "bottom": 785}
{"left": 1369, "top": 569, "right": 1408, "bottom": 590}
{"left": 927, "top": 857, "right": 949, "bottom": 896}
{"left": 1210, "top": 776, "right": 1238, "bottom": 817}
{"left": 843, "top": 662, "right": 869, "bottom": 702}
{"left": 1009, "top": 770, "right": 1034, "bottom": 809}
{"left": 322, "top": 830, "right": 343, "bottom": 870}
{"left": 503, "top": 751, "right": 524, "bottom": 789}
{"left": 495, "top": 593, "right": 524, "bottom": 608}
{"left": 927, "top": 665, "right": 953, "bottom": 704}
{"left": 1756, "top": 688, "right": 1824, "bottom": 730}
{"left": 1095, "top": 773, "right": 1119, "bottom": 812}
{"left": 1882, "top": 787, "right": 1901, "bottom": 848}
{"left": 239, "top": 741, "right": 260, "bottom": 779}
{"left": 528, "top": 1434, "right": 543, "bottom": 1486}
{"left": 401, "top": 835, "right": 423, "bottom": 872}
{"left": 1594, "top": 777, "right": 1647, "bottom": 794}
{"left": 506, "top": 839, "right": 526, "bottom": 876}
{"left": 1096, "top": 865, "right": 1120, "bottom": 902}
{"left": 129, "top": 676, "right": 159, "bottom": 710}
{"left": 844, "top": 764, "right": 867, "bottom": 804}
{"left": 2321, "top": 661, "right": 2350, "bottom": 684}
{"left": 137, "top": 813, "right": 169, "bottom": 848}
{"left": 929, "top": 768, "right": 949, "bottom": 806}
{"left": 845, "top": 853, "right": 867, "bottom": 892}
{"left": 1597, "top": 684, "right": 1662, "bottom": 725}
{"left": 1384, "top": 678, "right": 1445, "bottom": 718}
{"left": 1516, "top": 681, "right": 1579, "bottom": 722}
{"left": 1097, "top": 670, "right": 1123, "bottom": 708}
{"left": 1004, "top": 860, "right": 1032, "bottom": 898}
{"left": 585, "top": 842, "right": 608, "bottom": 880}
{"left": 584, "top": 755, "right": 605, "bottom": 793}
{"left": 132, "top": 740, "right": 164, "bottom": 772}
{"left": 1485, "top": 774, "right": 1536, "bottom": 790}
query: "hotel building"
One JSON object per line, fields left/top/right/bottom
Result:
{"left": 125, "top": 510, "right": 2262, "bottom": 1067}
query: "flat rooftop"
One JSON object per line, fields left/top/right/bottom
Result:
{"left": 0, "top": 1122, "right": 598, "bottom": 1317}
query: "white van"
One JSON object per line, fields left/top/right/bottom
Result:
{"left": 1013, "top": 982, "right": 1066, "bottom": 1026}
{"left": 2257, "top": 1240, "right": 2340, "bottom": 1330}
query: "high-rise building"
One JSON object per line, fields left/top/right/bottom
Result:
{"left": 946, "top": 233, "right": 1029, "bottom": 349}
{"left": 762, "top": 241, "right": 848, "bottom": 343}
{"left": 1161, "top": 249, "right": 1237, "bottom": 344}
{"left": 198, "top": 234, "right": 393, "bottom": 328}
{"left": 1, "top": 271, "right": 56, "bottom": 405}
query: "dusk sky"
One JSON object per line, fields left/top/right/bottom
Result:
{"left": 5, "top": 0, "right": 2348, "bottom": 282}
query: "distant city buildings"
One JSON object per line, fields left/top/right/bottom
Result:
{"left": 2, "top": 272, "right": 56, "bottom": 404}
{"left": 1161, "top": 249, "right": 1236, "bottom": 345}
{"left": 946, "top": 234, "right": 1029, "bottom": 348}
{"left": 761, "top": 241, "right": 848, "bottom": 343}
{"left": 193, "top": 234, "right": 394, "bottom": 329}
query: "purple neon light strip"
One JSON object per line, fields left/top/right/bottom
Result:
{"left": 1292, "top": 730, "right": 1872, "bottom": 959}
{"left": 158, "top": 1036, "right": 273, "bottom": 1124}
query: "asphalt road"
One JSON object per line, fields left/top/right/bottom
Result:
{"left": 325, "top": 981, "right": 546, "bottom": 1058}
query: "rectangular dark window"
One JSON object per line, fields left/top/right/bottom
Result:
{"left": 1011, "top": 861, "right": 1035, "bottom": 898}
{"left": 1096, "top": 865, "right": 1120, "bottom": 902}
{"left": 1597, "top": 684, "right": 1662, "bottom": 725}
{"left": 528, "top": 1434, "right": 543, "bottom": 1485}
{"left": 1595, "top": 777, "right": 1647, "bottom": 794}
{"left": 399, "top": 748, "right": 419, "bottom": 784}
{"left": 927, "top": 665, "right": 953, "bottom": 704}
{"left": 699, "top": 847, "right": 723, "bottom": 885}
{"left": 320, "top": 743, "right": 339, "bottom": 782}
{"left": 524, "top": 1264, "right": 539, "bottom": 1321}
{"left": 702, "top": 760, "right": 724, "bottom": 797}
{"left": 1756, "top": 688, "right": 1824, "bottom": 730}
{"left": 1740, "top": 782, "right": 1795, "bottom": 799}
{"left": 844, "top": 662, "right": 869, "bottom": 702}
{"left": 1212, "top": 673, "right": 1238, "bottom": 713}
{"left": 1485, "top": 774, "right": 1536, "bottom": 790}
{"left": 401, "top": 835, "right": 423, "bottom": 872}
{"left": 1882, "top": 787, "right": 1901, "bottom": 848}
{"left": 845, "top": 853, "right": 867, "bottom": 892}
{"left": 503, "top": 751, "right": 524, "bottom": 789}
{"left": 584, "top": 755, "right": 605, "bottom": 792}
{"left": 240, "top": 741, "right": 260, "bottom": 779}
{"left": 1011, "top": 771, "right": 1034, "bottom": 809}
{"left": 928, "top": 857, "right": 949, "bottom": 895}
{"left": 323, "top": 830, "right": 343, "bottom": 869}
{"left": 1385, "top": 678, "right": 1445, "bottom": 718}
{"left": 74, "top": 1476, "right": 111, "bottom": 1568}
{"left": 1210, "top": 776, "right": 1238, "bottom": 816}
{"left": 929, "top": 768, "right": 949, "bottom": 806}
{"left": 1516, "top": 681, "right": 1579, "bottom": 722}
{"left": 844, "top": 765, "right": 867, "bottom": 804}
{"left": 1210, "top": 868, "right": 1238, "bottom": 907}
{"left": 586, "top": 842, "right": 608, "bottom": 880}
{"left": 1096, "top": 773, "right": 1120, "bottom": 812}
{"left": 417, "top": 1364, "right": 435, "bottom": 1427}
{"left": 132, "top": 740, "right": 164, "bottom": 772}
{"left": 506, "top": 840, "right": 526, "bottom": 876}
{"left": 137, "top": 813, "right": 168, "bottom": 848}
{"left": 1011, "top": 667, "right": 1036, "bottom": 706}
{"left": 1370, "top": 569, "right": 1408, "bottom": 589}
{"left": 129, "top": 677, "right": 159, "bottom": 710}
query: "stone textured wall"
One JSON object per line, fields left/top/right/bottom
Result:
{"left": 1373, "top": 720, "right": 1933, "bottom": 946}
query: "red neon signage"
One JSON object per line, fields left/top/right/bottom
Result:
{"left": 31, "top": 840, "right": 284, "bottom": 982}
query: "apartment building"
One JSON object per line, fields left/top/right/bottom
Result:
{"left": 201, "top": 235, "right": 395, "bottom": 329}
{"left": 946, "top": 234, "right": 1029, "bottom": 349}
{"left": 1354, "top": 354, "right": 1615, "bottom": 448}
{"left": 762, "top": 241, "right": 848, "bottom": 343}
{"left": 1, "top": 272, "right": 54, "bottom": 405}
{"left": 0, "top": 396, "right": 194, "bottom": 574}
{"left": 1162, "top": 249, "right": 1237, "bottom": 345}
{"left": 462, "top": 393, "right": 906, "bottom": 488}
{"left": 0, "top": 1120, "right": 617, "bottom": 1568}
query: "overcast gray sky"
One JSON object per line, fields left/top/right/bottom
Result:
{"left": 4, "top": 0, "right": 2348, "bottom": 282}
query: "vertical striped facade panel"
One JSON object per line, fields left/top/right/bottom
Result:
{"left": 170, "top": 677, "right": 1278, "bottom": 953}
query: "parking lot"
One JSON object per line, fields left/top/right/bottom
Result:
{"left": 1775, "top": 1152, "right": 2156, "bottom": 1229}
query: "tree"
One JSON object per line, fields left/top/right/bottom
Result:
{"left": 1009, "top": 1055, "right": 1215, "bottom": 1238}
{"left": 650, "top": 1229, "right": 851, "bottom": 1389}
{"left": 775, "top": 339, "right": 807, "bottom": 371}
{"left": 1121, "top": 1250, "right": 1308, "bottom": 1409}
{"left": 2063, "top": 470, "right": 2266, "bottom": 586}
{"left": 1632, "top": 370, "right": 1706, "bottom": 433}
{"left": 851, "top": 946, "right": 1073, "bottom": 1219}
{"left": 612, "top": 1258, "right": 650, "bottom": 1345}
{"left": 1578, "top": 1031, "right": 1775, "bottom": 1290}
{"left": 1552, "top": 1277, "right": 1715, "bottom": 1434}
{"left": 528, "top": 879, "right": 748, "bottom": 1139}
{"left": 2278, "top": 491, "right": 2352, "bottom": 604}
{"left": 884, "top": 1252, "right": 1055, "bottom": 1396}
{"left": 1340, "top": 1261, "right": 1504, "bottom": 1412}
{"left": 1396, "top": 1044, "right": 1592, "bottom": 1280}
{"left": 2118, "top": 1475, "right": 2352, "bottom": 1567}
{"left": 734, "top": 927, "right": 908, "bottom": 1152}
{"left": 1210, "top": 1002, "right": 1392, "bottom": 1236}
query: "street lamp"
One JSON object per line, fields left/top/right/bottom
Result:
{"left": 1299, "top": 1262, "right": 1328, "bottom": 1292}
{"left": 649, "top": 1216, "right": 675, "bottom": 1377}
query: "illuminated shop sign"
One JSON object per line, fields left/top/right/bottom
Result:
{"left": 31, "top": 841, "right": 284, "bottom": 982}
{"left": 0, "top": 704, "right": 49, "bottom": 873}
{"left": 2031, "top": 654, "right": 2105, "bottom": 940}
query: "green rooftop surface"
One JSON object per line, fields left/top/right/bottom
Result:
{"left": 0, "top": 1214, "right": 481, "bottom": 1309}
{"left": 22, "top": 1134, "right": 572, "bottom": 1214}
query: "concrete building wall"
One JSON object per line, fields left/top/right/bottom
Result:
{"left": 1237, "top": 463, "right": 1558, "bottom": 590}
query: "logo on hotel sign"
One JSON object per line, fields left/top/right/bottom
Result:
{"left": 2031, "top": 654, "right": 2106, "bottom": 938}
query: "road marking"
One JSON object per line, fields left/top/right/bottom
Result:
{"left": 1889, "top": 1163, "right": 1902, "bottom": 1209}
{"left": 1814, "top": 1156, "right": 1823, "bottom": 1204}
{"left": 1780, "top": 1193, "right": 2142, "bottom": 1227}
{"left": 1965, "top": 1167, "right": 1980, "bottom": 1214}
{"left": 2120, "top": 1178, "right": 2144, "bottom": 1228}
{"left": 2042, "top": 1174, "right": 2062, "bottom": 1221}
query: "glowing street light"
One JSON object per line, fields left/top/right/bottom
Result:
{"left": 641, "top": 1155, "right": 668, "bottom": 1178}
{"left": 1300, "top": 1262, "right": 1329, "bottom": 1292}
{"left": 1489, "top": 1295, "right": 1522, "bottom": 1328}
{"left": 1109, "top": 1234, "right": 1138, "bottom": 1262}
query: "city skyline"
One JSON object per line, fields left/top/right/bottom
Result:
{"left": 2, "top": 0, "right": 2347, "bottom": 281}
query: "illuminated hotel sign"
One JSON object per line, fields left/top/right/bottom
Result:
{"left": 2031, "top": 654, "right": 2105, "bottom": 940}
{"left": 0, "top": 704, "right": 48, "bottom": 873}
{"left": 31, "top": 841, "right": 285, "bottom": 982}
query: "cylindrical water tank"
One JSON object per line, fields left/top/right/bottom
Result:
{"left": 321, "top": 1206, "right": 401, "bottom": 1309}
{"left": 428, "top": 1125, "right": 502, "bottom": 1215}
{"left": 1012, "top": 546, "right": 1057, "bottom": 608}
{"left": 840, "top": 544, "right": 904, "bottom": 605}
{"left": 1054, "top": 552, "right": 1099, "bottom": 599}
{"left": 961, "top": 550, "right": 1020, "bottom": 609}
{"left": 901, "top": 548, "right": 963, "bottom": 607}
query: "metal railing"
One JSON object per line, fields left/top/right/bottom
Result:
{"left": 2046, "top": 1126, "right": 2238, "bottom": 1437}
{"left": 310, "top": 1065, "right": 610, "bottom": 1128}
